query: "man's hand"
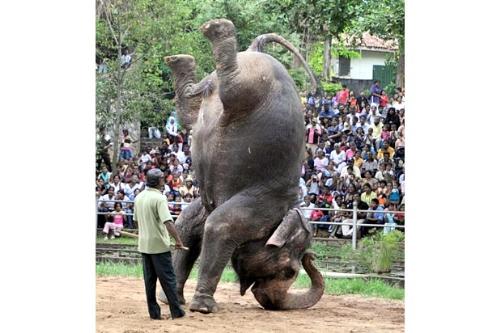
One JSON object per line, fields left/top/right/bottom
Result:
{"left": 175, "top": 241, "right": 189, "bottom": 251}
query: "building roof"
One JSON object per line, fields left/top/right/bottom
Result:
{"left": 342, "top": 32, "right": 398, "bottom": 52}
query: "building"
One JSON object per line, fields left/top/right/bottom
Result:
{"left": 331, "top": 33, "right": 398, "bottom": 94}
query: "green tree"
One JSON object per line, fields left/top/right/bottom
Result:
{"left": 96, "top": 0, "right": 195, "bottom": 172}
{"left": 353, "top": 0, "right": 405, "bottom": 87}
{"left": 265, "top": 0, "right": 362, "bottom": 81}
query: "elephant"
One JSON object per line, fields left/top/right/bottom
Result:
{"left": 160, "top": 18, "right": 324, "bottom": 313}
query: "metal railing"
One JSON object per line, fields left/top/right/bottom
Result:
{"left": 96, "top": 199, "right": 404, "bottom": 250}
{"left": 300, "top": 202, "right": 405, "bottom": 249}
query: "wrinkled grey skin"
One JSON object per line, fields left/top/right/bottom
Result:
{"left": 160, "top": 19, "right": 324, "bottom": 314}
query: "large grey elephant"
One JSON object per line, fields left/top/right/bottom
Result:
{"left": 161, "top": 18, "right": 324, "bottom": 313}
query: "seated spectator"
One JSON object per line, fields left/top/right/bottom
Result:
{"left": 341, "top": 195, "right": 369, "bottom": 238}
{"left": 110, "top": 174, "right": 124, "bottom": 193}
{"left": 314, "top": 150, "right": 329, "bottom": 174}
{"left": 99, "top": 187, "right": 116, "bottom": 212}
{"left": 98, "top": 166, "right": 112, "bottom": 185}
{"left": 361, "top": 170, "right": 378, "bottom": 190}
{"left": 364, "top": 198, "right": 385, "bottom": 234}
{"left": 306, "top": 175, "right": 321, "bottom": 196}
{"left": 360, "top": 183, "right": 377, "bottom": 207}
{"left": 179, "top": 175, "right": 198, "bottom": 198}
{"left": 377, "top": 141, "right": 396, "bottom": 159}
{"left": 384, "top": 202, "right": 398, "bottom": 234}
{"left": 102, "top": 202, "right": 125, "bottom": 240}
{"left": 353, "top": 150, "right": 364, "bottom": 170}
{"left": 388, "top": 182, "right": 401, "bottom": 205}
{"left": 318, "top": 104, "right": 334, "bottom": 120}
{"left": 330, "top": 143, "right": 346, "bottom": 172}
{"left": 123, "top": 174, "right": 144, "bottom": 198}
{"left": 181, "top": 193, "right": 193, "bottom": 210}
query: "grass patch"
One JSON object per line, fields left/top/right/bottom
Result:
{"left": 96, "top": 262, "right": 403, "bottom": 300}
{"left": 96, "top": 235, "right": 138, "bottom": 245}
{"left": 96, "top": 261, "right": 143, "bottom": 278}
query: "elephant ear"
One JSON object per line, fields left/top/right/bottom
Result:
{"left": 266, "top": 208, "right": 308, "bottom": 248}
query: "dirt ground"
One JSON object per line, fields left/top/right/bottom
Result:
{"left": 96, "top": 277, "right": 404, "bottom": 333}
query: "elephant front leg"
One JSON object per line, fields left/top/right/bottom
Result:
{"left": 158, "top": 198, "right": 207, "bottom": 305}
{"left": 190, "top": 192, "right": 286, "bottom": 314}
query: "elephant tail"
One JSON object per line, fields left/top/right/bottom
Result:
{"left": 247, "top": 33, "right": 318, "bottom": 95}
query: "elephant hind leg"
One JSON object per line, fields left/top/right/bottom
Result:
{"left": 200, "top": 19, "right": 267, "bottom": 115}
{"left": 158, "top": 197, "right": 207, "bottom": 305}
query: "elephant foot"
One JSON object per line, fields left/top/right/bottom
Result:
{"left": 189, "top": 292, "right": 219, "bottom": 314}
{"left": 157, "top": 290, "right": 186, "bottom": 305}
{"left": 164, "top": 54, "right": 195, "bottom": 70}
{"left": 200, "top": 19, "right": 235, "bottom": 42}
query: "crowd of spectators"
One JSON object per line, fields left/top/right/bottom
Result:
{"left": 299, "top": 80, "right": 405, "bottom": 238}
{"left": 96, "top": 80, "right": 405, "bottom": 240}
{"left": 96, "top": 117, "right": 199, "bottom": 236}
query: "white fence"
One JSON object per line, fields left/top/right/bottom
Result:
{"left": 96, "top": 199, "right": 405, "bottom": 249}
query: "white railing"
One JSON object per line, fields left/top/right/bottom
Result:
{"left": 96, "top": 199, "right": 404, "bottom": 250}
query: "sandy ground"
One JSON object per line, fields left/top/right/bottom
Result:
{"left": 96, "top": 277, "right": 404, "bottom": 333}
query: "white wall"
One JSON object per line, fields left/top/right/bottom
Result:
{"left": 333, "top": 50, "right": 392, "bottom": 80}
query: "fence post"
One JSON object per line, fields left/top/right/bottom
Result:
{"left": 96, "top": 198, "right": 99, "bottom": 229}
{"left": 352, "top": 200, "right": 358, "bottom": 250}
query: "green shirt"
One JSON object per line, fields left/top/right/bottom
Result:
{"left": 133, "top": 188, "right": 173, "bottom": 254}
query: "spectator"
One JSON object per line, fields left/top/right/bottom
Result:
{"left": 99, "top": 187, "right": 116, "bottom": 212}
{"left": 370, "top": 80, "right": 382, "bottom": 108}
{"left": 179, "top": 176, "right": 198, "bottom": 198}
{"left": 362, "top": 152, "right": 378, "bottom": 174}
{"left": 305, "top": 118, "right": 321, "bottom": 152}
{"left": 388, "top": 182, "right": 401, "bottom": 205}
{"left": 384, "top": 202, "right": 398, "bottom": 234}
{"left": 165, "top": 116, "right": 178, "bottom": 143}
{"left": 300, "top": 195, "right": 315, "bottom": 221}
{"left": 110, "top": 174, "right": 125, "bottom": 193}
{"left": 102, "top": 202, "right": 125, "bottom": 240}
{"left": 377, "top": 141, "right": 396, "bottom": 159}
{"left": 314, "top": 150, "right": 329, "bottom": 174}
{"left": 338, "top": 85, "right": 350, "bottom": 106}
{"left": 98, "top": 166, "right": 112, "bottom": 185}
{"left": 341, "top": 195, "right": 369, "bottom": 238}
{"left": 365, "top": 198, "right": 385, "bottom": 234}
{"left": 330, "top": 143, "right": 346, "bottom": 172}
{"left": 360, "top": 183, "right": 377, "bottom": 206}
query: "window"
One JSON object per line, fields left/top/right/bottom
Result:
{"left": 339, "top": 57, "right": 351, "bottom": 76}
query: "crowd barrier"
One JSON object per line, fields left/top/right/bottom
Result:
{"left": 96, "top": 199, "right": 405, "bottom": 249}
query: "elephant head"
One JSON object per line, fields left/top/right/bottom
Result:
{"left": 232, "top": 209, "right": 324, "bottom": 310}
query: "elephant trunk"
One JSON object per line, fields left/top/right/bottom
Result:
{"left": 280, "top": 252, "right": 324, "bottom": 310}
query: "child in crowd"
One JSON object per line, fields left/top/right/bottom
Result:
{"left": 103, "top": 202, "right": 125, "bottom": 240}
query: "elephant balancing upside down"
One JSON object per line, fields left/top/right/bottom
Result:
{"left": 161, "top": 18, "right": 324, "bottom": 314}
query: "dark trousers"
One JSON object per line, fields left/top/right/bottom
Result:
{"left": 141, "top": 251, "right": 185, "bottom": 319}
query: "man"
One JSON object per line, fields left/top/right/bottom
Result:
{"left": 133, "top": 169, "right": 186, "bottom": 320}
{"left": 370, "top": 80, "right": 382, "bottom": 108}
{"left": 364, "top": 198, "right": 386, "bottom": 235}
{"left": 377, "top": 141, "right": 396, "bottom": 159}
{"left": 338, "top": 85, "right": 349, "bottom": 106}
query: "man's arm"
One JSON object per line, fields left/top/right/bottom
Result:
{"left": 164, "top": 220, "right": 186, "bottom": 249}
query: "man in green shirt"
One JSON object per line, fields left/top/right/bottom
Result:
{"left": 133, "top": 168, "right": 186, "bottom": 320}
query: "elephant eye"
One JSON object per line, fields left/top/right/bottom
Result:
{"left": 282, "top": 267, "right": 296, "bottom": 279}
